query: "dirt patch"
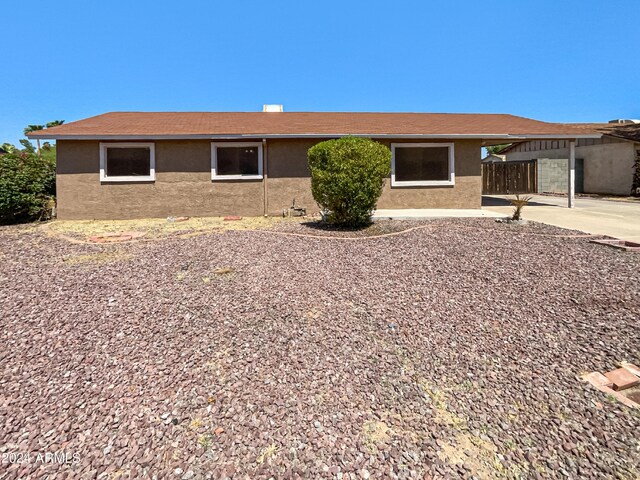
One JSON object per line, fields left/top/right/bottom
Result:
{"left": 88, "top": 231, "right": 147, "bottom": 243}
{"left": 361, "top": 420, "right": 391, "bottom": 453}
{"left": 44, "top": 215, "right": 295, "bottom": 243}
{"left": 213, "top": 267, "right": 235, "bottom": 275}
{"left": 420, "top": 381, "right": 512, "bottom": 479}
{"left": 623, "top": 386, "right": 640, "bottom": 404}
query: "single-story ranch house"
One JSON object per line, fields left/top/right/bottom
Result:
{"left": 28, "top": 111, "right": 599, "bottom": 220}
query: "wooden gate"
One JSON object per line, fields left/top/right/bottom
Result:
{"left": 482, "top": 160, "right": 537, "bottom": 194}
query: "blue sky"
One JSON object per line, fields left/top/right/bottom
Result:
{"left": 1, "top": 0, "right": 638, "bottom": 145}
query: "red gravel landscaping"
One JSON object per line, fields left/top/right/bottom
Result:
{"left": 1, "top": 219, "right": 639, "bottom": 479}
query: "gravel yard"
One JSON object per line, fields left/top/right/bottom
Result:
{"left": 1, "top": 219, "right": 639, "bottom": 479}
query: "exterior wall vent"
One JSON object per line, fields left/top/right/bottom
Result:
{"left": 263, "top": 104, "right": 284, "bottom": 112}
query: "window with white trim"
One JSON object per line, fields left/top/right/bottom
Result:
{"left": 100, "top": 143, "right": 155, "bottom": 182}
{"left": 391, "top": 143, "right": 455, "bottom": 186}
{"left": 211, "top": 142, "right": 263, "bottom": 180}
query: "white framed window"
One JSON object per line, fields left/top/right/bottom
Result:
{"left": 391, "top": 143, "right": 455, "bottom": 187}
{"left": 100, "top": 143, "right": 155, "bottom": 182}
{"left": 211, "top": 142, "right": 263, "bottom": 180}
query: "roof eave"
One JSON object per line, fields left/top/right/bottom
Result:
{"left": 26, "top": 133, "right": 602, "bottom": 140}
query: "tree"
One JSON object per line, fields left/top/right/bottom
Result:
{"left": 19, "top": 139, "right": 35, "bottom": 154}
{"left": 23, "top": 124, "right": 44, "bottom": 154}
{"left": 46, "top": 120, "right": 65, "bottom": 128}
{"left": 308, "top": 136, "right": 391, "bottom": 227}
{"left": 1, "top": 143, "right": 17, "bottom": 154}
{"left": 485, "top": 144, "right": 510, "bottom": 155}
{"left": 22, "top": 121, "right": 64, "bottom": 155}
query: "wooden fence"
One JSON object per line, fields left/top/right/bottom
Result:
{"left": 482, "top": 160, "right": 537, "bottom": 195}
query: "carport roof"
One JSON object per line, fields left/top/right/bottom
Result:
{"left": 497, "top": 122, "right": 640, "bottom": 153}
{"left": 563, "top": 122, "right": 640, "bottom": 143}
{"left": 26, "top": 111, "right": 600, "bottom": 141}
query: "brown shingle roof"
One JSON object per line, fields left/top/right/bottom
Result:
{"left": 27, "top": 111, "right": 599, "bottom": 139}
{"left": 563, "top": 122, "right": 640, "bottom": 142}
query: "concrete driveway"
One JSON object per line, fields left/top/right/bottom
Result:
{"left": 483, "top": 195, "right": 640, "bottom": 241}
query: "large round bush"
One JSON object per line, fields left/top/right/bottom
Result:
{"left": 308, "top": 137, "right": 391, "bottom": 226}
{"left": 0, "top": 152, "right": 56, "bottom": 224}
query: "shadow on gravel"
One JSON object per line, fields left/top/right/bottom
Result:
{"left": 298, "top": 220, "right": 413, "bottom": 237}
{"left": 481, "top": 196, "right": 553, "bottom": 207}
{"left": 299, "top": 221, "right": 370, "bottom": 232}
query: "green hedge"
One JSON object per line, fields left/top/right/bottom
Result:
{"left": 0, "top": 152, "right": 56, "bottom": 224}
{"left": 308, "top": 137, "right": 391, "bottom": 226}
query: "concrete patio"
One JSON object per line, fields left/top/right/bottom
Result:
{"left": 482, "top": 195, "right": 640, "bottom": 242}
{"left": 372, "top": 195, "right": 640, "bottom": 242}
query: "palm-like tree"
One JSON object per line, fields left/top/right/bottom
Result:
{"left": 23, "top": 121, "right": 65, "bottom": 155}
{"left": 24, "top": 124, "right": 44, "bottom": 154}
{"left": 1, "top": 142, "right": 17, "bottom": 154}
{"left": 24, "top": 125, "right": 44, "bottom": 155}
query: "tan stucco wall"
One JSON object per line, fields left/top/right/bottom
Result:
{"left": 261, "top": 138, "right": 481, "bottom": 214}
{"left": 56, "top": 138, "right": 481, "bottom": 220}
{"left": 265, "top": 139, "right": 317, "bottom": 216}
{"left": 505, "top": 142, "right": 635, "bottom": 195}
{"left": 56, "top": 140, "right": 264, "bottom": 220}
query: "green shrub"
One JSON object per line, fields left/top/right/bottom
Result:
{"left": 308, "top": 137, "right": 391, "bottom": 226}
{"left": 0, "top": 151, "right": 56, "bottom": 224}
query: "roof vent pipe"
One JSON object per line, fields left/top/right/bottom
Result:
{"left": 263, "top": 104, "right": 284, "bottom": 112}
